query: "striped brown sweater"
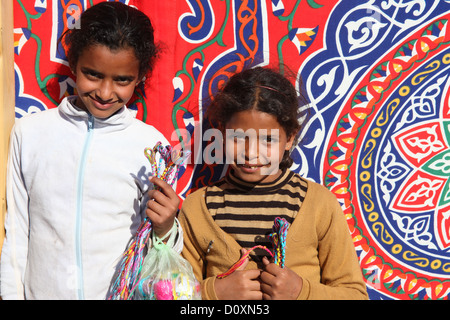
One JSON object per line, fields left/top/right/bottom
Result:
{"left": 205, "top": 169, "right": 307, "bottom": 263}
{"left": 179, "top": 170, "right": 369, "bottom": 299}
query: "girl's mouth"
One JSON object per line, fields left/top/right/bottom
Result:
{"left": 89, "top": 95, "right": 118, "bottom": 110}
{"left": 238, "top": 163, "right": 265, "bottom": 172}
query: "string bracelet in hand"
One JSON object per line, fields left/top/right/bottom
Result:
{"left": 268, "top": 217, "right": 289, "bottom": 268}
{"left": 216, "top": 245, "right": 273, "bottom": 279}
{"left": 108, "top": 142, "right": 190, "bottom": 300}
{"left": 216, "top": 217, "right": 290, "bottom": 279}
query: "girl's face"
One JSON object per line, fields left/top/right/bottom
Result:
{"left": 225, "top": 109, "right": 295, "bottom": 184}
{"left": 72, "top": 44, "right": 140, "bottom": 119}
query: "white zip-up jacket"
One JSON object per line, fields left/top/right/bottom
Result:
{"left": 1, "top": 96, "right": 177, "bottom": 299}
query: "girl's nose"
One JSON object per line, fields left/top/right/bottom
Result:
{"left": 96, "top": 79, "right": 114, "bottom": 102}
{"left": 245, "top": 136, "right": 259, "bottom": 163}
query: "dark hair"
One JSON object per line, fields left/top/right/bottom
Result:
{"left": 61, "top": 1, "right": 158, "bottom": 79}
{"left": 206, "top": 67, "right": 309, "bottom": 169}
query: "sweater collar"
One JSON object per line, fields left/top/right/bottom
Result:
{"left": 225, "top": 169, "right": 293, "bottom": 193}
{"left": 58, "top": 96, "right": 135, "bottom": 132}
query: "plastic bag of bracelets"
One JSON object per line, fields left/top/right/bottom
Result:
{"left": 132, "top": 220, "right": 201, "bottom": 300}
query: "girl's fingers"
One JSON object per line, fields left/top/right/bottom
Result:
{"left": 147, "top": 176, "right": 180, "bottom": 216}
{"left": 149, "top": 176, "right": 178, "bottom": 200}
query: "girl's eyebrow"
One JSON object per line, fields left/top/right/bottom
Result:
{"left": 114, "top": 75, "right": 137, "bottom": 81}
{"left": 80, "top": 67, "right": 136, "bottom": 81}
{"left": 81, "top": 67, "right": 101, "bottom": 75}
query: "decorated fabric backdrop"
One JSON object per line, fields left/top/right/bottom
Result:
{"left": 13, "top": 0, "right": 450, "bottom": 300}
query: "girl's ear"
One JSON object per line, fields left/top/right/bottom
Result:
{"left": 137, "top": 75, "right": 146, "bottom": 86}
{"left": 285, "top": 133, "right": 296, "bottom": 151}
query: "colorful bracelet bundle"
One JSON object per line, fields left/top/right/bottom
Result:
{"left": 144, "top": 142, "right": 187, "bottom": 187}
{"left": 268, "top": 217, "right": 289, "bottom": 268}
{"left": 217, "top": 217, "right": 289, "bottom": 278}
{"left": 108, "top": 142, "right": 190, "bottom": 300}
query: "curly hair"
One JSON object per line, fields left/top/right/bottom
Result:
{"left": 60, "top": 2, "right": 159, "bottom": 79}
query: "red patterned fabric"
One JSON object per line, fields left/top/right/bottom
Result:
{"left": 13, "top": 0, "right": 450, "bottom": 299}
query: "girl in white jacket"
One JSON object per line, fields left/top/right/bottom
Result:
{"left": 1, "top": 2, "right": 181, "bottom": 299}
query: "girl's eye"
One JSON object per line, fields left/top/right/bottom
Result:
{"left": 115, "top": 77, "right": 133, "bottom": 85}
{"left": 261, "top": 136, "right": 278, "bottom": 143}
{"left": 84, "top": 71, "right": 101, "bottom": 80}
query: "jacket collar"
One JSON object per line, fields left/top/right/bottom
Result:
{"left": 58, "top": 96, "right": 135, "bottom": 132}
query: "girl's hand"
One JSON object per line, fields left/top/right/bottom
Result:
{"left": 214, "top": 249, "right": 263, "bottom": 300}
{"left": 260, "top": 257, "right": 303, "bottom": 300}
{"left": 146, "top": 176, "right": 180, "bottom": 238}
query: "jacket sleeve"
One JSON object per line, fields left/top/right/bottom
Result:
{"left": 298, "top": 193, "right": 368, "bottom": 300}
{"left": 1, "top": 124, "right": 29, "bottom": 299}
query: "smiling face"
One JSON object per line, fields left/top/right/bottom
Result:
{"left": 225, "top": 109, "right": 295, "bottom": 184}
{"left": 72, "top": 44, "right": 140, "bottom": 119}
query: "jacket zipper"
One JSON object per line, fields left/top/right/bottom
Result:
{"left": 75, "top": 114, "right": 94, "bottom": 299}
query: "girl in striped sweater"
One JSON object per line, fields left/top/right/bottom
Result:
{"left": 178, "top": 67, "right": 368, "bottom": 300}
